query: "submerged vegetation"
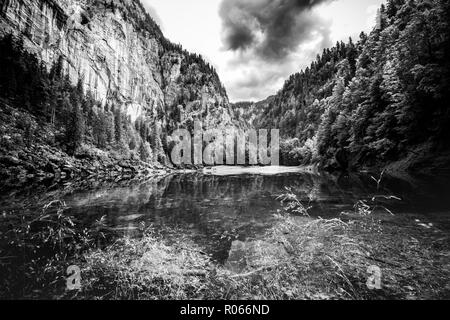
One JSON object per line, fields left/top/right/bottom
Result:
{"left": 1, "top": 178, "right": 448, "bottom": 300}
{"left": 0, "top": 200, "right": 114, "bottom": 298}
{"left": 76, "top": 192, "right": 450, "bottom": 300}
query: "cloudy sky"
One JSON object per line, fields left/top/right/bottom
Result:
{"left": 142, "top": 0, "right": 385, "bottom": 102}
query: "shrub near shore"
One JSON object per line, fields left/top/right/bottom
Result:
{"left": 1, "top": 187, "right": 449, "bottom": 299}
{"left": 79, "top": 191, "right": 450, "bottom": 300}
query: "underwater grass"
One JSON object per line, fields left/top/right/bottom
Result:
{"left": 77, "top": 199, "right": 450, "bottom": 300}
{"left": 1, "top": 185, "right": 449, "bottom": 300}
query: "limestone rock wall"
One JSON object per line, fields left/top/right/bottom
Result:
{"left": 0, "top": 0, "right": 232, "bottom": 127}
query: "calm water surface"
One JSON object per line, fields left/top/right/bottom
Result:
{"left": 2, "top": 167, "right": 450, "bottom": 263}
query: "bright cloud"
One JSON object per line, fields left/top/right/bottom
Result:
{"left": 142, "top": 0, "right": 385, "bottom": 102}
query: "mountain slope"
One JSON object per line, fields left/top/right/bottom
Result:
{"left": 241, "top": 0, "right": 450, "bottom": 172}
{"left": 1, "top": 0, "right": 232, "bottom": 124}
{"left": 0, "top": 0, "right": 235, "bottom": 185}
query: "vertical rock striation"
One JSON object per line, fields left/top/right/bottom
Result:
{"left": 0, "top": 0, "right": 233, "bottom": 128}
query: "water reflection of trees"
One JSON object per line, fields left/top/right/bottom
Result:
{"left": 54, "top": 171, "right": 431, "bottom": 220}
{"left": 2, "top": 170, "right": 449, "bottom": 262}
{"left": 3, "top": 170, "right": 448, "bottom": 223}
{"left": 62, "top": 172, "right": 384, "bottom": 229}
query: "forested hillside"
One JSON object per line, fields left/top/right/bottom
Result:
{"left": 0, "top": 0, "right": 233, "bottom": 185}
{"left": 244, "top": 0, "right": 450, "bottom": 172}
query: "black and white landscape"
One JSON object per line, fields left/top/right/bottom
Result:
{"left": 0, "top": 0, "right": 449, "bottom": 300}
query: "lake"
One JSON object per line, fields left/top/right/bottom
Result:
{"left": 2, "top": 167, "right": 448, "bottom": 264}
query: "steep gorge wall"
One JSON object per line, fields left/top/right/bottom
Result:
{"left": 0, "top": 0, "right": 232, "bottom": 127}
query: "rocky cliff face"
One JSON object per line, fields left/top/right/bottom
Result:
{"left": 0, "top": 0, "right": 232, "bottom": 128}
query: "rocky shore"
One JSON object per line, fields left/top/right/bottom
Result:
{"left": 0, "top": 144, "right": 169, "bottom": 188}
{"left": 0, "top": 101, "right": 170, "bottom": 189}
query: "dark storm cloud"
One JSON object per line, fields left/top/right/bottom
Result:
{"left": 219, "top": 0, "right": 333, "bottom": 60}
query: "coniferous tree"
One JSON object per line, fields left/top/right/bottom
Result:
{"left": 66, "top": 102, "right": 85, "bottom": 155}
